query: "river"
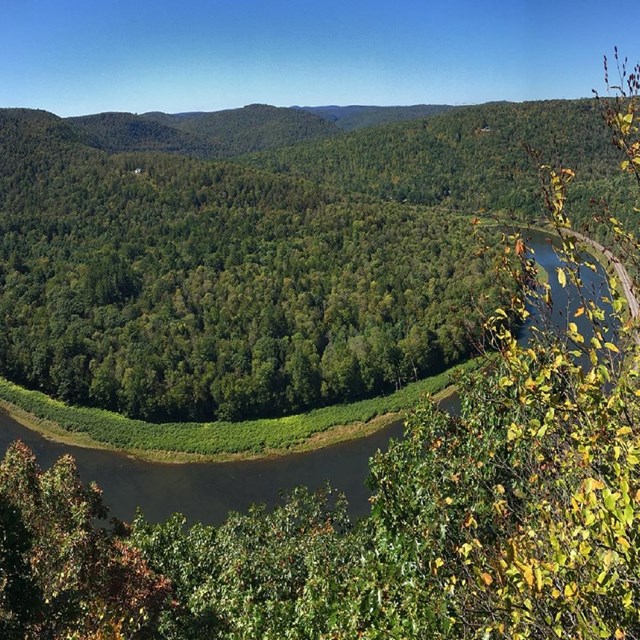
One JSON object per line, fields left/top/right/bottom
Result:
{"left": 0, "top": 229, "right": 616, "bottom": 526}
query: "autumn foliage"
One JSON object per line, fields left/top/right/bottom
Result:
{"left": 0, "top": 441, "right": 171, "bottom": 639}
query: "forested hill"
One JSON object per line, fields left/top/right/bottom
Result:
{"left": 245, "top": 99, "right": 637, "bottom": 236}
{"left": 151, "top": 104, "right": 342, "bottom": 153}
{"left": 0, "top": 108, "right": 84, "bottom": 163}
{"left": 0, "top": 109, "right": 96, "bottom": 209}
{"left": 66, "top": 111, "right": 225, "bottom": 157}
{"left": 66, "top": 104, "right": 342, "bottom": 158}
{"left": 295, "top": 104, "right": 455, "bottom": 131}
{"left": 0, "top": 107, "right": 508, "bottom": 422}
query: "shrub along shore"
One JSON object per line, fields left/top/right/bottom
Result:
{"left": 0, "top": 358, "right": 481, "bottom": 463}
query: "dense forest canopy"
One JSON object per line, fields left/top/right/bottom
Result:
{"left": 245, "top": 99, "right": 638, "bottom": 239}
{"left": 0, "top": 107, "right": 509, "bottom": 422}
{"left": 66, "top": 104, "right": 343, "bottom": 159}
{"left": 1, "top": 98, "right": 637, "bottom": 424}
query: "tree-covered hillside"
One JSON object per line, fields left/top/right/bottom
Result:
{"left": 0, "top": 108, "right": 507, "bottom": 422}
{"left": 3, "top": 98, "right": 637, "bottom": 426}
{"left": 246, "top": 99, "right": 638, "bottom": 237}
{"left": 66, "top": 112, "right": 224, "bottom": 157}
{"left": 154, "top": 104, "right": 343, "bottom": 153}
{"left": 66, "top": 104, "right": 342, "bottom": 159}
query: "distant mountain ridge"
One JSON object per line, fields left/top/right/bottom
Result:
{"left": 143, "top": 103, "right": 343, "bottom": 154}
{"left": 295, "top": 104, "right": 456, "bottom": 131}
{"left": 61, "top": 103, "right": 459, "bottom": 158}
{"left": 66, "top": 104, "right": 342, "bottom": 159}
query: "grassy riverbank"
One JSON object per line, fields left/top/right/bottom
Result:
{"left": 0, "top": 358, "right": 480, "bottom": 463}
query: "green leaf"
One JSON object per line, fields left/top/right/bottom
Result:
{"left": 603, "top": 489, "right": 618, "bottom": 512}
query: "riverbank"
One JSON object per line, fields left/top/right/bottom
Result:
{"left": 0, "top": 359, "right": 473, "bottom": 463}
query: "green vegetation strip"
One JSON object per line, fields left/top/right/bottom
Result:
{"left": 0, "top": 359, "right": 480, "bottom": 462}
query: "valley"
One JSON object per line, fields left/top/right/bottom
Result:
{"left": 0, "top": 99, "right": 635, "bottom": 459}
{"left": 4, "top": 0, "right": 640, "bottom": 633}
{"left": 1, "top": 91, "right": 639, "bottom": 638}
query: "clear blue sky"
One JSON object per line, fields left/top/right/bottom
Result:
{"left": 2, "top": 0, "right": 638, "bottom": 117}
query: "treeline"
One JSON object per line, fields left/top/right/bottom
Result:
{"left": 0, "top": 109, "right": 507, "bottom": 422}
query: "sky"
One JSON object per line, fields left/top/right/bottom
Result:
{"left": 1, "top": 0, "right": 639, "bottom": 117}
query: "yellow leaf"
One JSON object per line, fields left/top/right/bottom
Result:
{"left": 507, "top": 423, "right": 521, "bottom": 441}
{"left": 605, "top": 342, "right": 620, "bottom": 353}
{"left": 615, "top": 629, "right": 625, "bottom": 639}
{"left": 494, "top": 499, "right": 508, "bottom": 516}
{"left": 534, "top": 566, "right": 543, "bottom": 592}
{"left": 517, "top": 562, "right": 534, "bottom": 588}
{"left": 584, "top": 477, "right": 605, "bottom": 492}
{"left": 432, "top": 557, "right": 445, "bottom": 575}
{"left": 557, "top": 268, "right": 567, "bottom": 287}
{"left": 574, "top": 306, "right": 585, "bottom": 317}
{"left": 481, "top": 572, "right": 493, "bottom": 586}
{"left": 618, "top": 536, "right": 631, "bottom": 552}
